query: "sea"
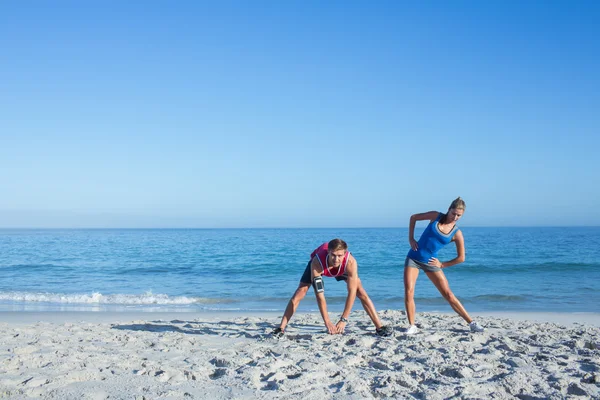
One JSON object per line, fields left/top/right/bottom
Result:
{"left": 0, "top": 227, "right": 599, "bottom": 314}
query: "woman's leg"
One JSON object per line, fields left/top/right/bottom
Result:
{"left": 403, "top": 266, "right": 420, "bottom": 325}
{"left": 425, "top": 270, "right": 473, "bottom": 323}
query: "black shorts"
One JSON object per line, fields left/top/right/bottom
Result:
{"left": 300, "top": 260, "right": 348, "bottom": 284}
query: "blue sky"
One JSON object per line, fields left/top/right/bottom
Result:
{"left": 1, "top": 1, "right": 598, "bottom": 228}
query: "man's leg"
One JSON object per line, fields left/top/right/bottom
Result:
{"left": 356, "top": 279, "right": 384, "bottom": 329}
{"left": 278, "top": 283, "right": 310, "bottom": 331}
{"left": 277, "top": 261, "right": 313, "bottom": 332}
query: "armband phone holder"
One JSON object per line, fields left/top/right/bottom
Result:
{"left": 312, "top": 276, "right": 324, "bottom": 293}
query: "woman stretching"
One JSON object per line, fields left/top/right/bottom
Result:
{"left": 404, "top": 197, "right": 484, "bottom": 334}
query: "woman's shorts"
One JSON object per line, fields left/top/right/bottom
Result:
{"left": 404, "top": 257, "right": 442, "bottom": 273}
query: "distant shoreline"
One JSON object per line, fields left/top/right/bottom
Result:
{"left": 2, "top": 226, "right": 600, "bottom": 230}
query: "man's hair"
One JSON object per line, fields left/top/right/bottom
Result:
{"left": 328, "top": 238, "right": 348, "bottom": 252}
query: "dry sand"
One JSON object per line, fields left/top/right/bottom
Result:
{"left": 1, "top": 310, "right": 599, "bottom": 399}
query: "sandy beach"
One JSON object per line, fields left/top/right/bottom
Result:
{"left": 1, "top": 310, "right": 599, "bottom": 399}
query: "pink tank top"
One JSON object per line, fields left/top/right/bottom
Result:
{"left": 310, "top": 242, "right": 349, "bottom": 278}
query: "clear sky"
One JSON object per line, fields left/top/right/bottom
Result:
{"left": 1, "top": 1, "right": 598, "bottom": 228}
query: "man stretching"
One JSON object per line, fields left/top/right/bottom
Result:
{"left": 272, "top": 238, "right": 392, "bottom": 337}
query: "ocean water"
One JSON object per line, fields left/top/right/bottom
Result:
{"left": 0, "top": 227, "right": 599, "bottom": 314}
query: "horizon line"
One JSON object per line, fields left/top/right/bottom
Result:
{"left": 1, "top": 226, "right": 599, "bottom": 230}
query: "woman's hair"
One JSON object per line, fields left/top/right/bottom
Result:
{"left": 440, "top": 197, "right": 466, "bottom": 224}
{"left": 328, "top": 238, "right": 348, "bottom": 252}
{"left": 449, "top": 196, "right": 466, "bottom": 211}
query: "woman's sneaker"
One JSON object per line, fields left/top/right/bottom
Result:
{"left": 469, "top": 321, "right": 485, "bottom": 332}
{"left": 376, "top": 325, "right": 393, "bottom": 337}
{"left": 405, "top": 325, "right": 419, "bottom": 335}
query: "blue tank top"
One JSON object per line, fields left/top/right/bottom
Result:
{"left": 407, "top": 213, "right": 458, "bottom": 263}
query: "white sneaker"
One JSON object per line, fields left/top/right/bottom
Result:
{"left": 469, "top": 321, "right": 484, "bottom": 332}
{"left": 406, "top": 325, "right": 419, "bottom": 335}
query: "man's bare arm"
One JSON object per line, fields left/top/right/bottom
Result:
{"left": 337, "top": 256, "right": 358, "bottom": 333}
{"left": 311, "top": 258, "right": 336, "bottom": 334}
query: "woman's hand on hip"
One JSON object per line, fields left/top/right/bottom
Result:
{"left": 428, "top": 257, "right": 443, "bottom": 268}
{"left": 410, "top": 238, "right": 419, "bottom": 251}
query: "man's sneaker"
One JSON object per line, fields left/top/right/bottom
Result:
{"left": 271, "top": 327, "right": 285, "bottom": 338}
{"left": 405, "top": 325, "right": 419, "bottom": 335}
{"left": 469, "top": 321, "right": 485, "bottom": 332}
{"left": 376, "top": 325, "right": 393, "bottom": 337}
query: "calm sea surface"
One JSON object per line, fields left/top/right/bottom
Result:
{"left": 1, "top": 228, "right": 598, "bottom": 314}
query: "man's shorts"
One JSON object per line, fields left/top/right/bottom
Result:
{"left": 300, "top": 260, "right": 348, "bottom": 284}
{"left": 404, "top": 257, "right": 442, "bottom": 273}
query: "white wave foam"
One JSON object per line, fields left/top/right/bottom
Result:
{"left": 0, "top": 291, "right": 226, "bottom": 305}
